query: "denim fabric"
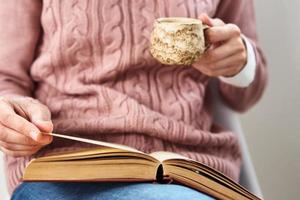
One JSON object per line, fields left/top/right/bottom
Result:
{"left": 11, "top": 182, "right": 215, "bottom": 200}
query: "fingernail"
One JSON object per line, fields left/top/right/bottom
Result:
{"left": 33, "top": 120, "right": 53, "bottom": 132}
{"left": 34, "top": 119, "right": 51, "bottom": 124}
{"left": 29, "top": 130, "right": 40, "bottom": 141}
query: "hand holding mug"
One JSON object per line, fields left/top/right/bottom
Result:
{"left": 192, "top": 14, "right": 247, "bottom": 77}
{"left": 150, "top": 14, "right": 247, "bottom": 77}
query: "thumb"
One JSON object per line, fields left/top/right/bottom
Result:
{"left": 21, "top": 101, "right": 53, "bottom": 133}
{"left": 199, "top": 13, "right": 213, "bottom": 27}
{"left": 199, "top": 13, "right": 225, "bottom": 27}
{"left": 33, "top": 119, "right": 53, "bottom": 133}
{"left": 29, "top": 110, "right": 54, "bottom": 144}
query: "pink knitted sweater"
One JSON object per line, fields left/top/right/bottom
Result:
{"left": 0, "top": 0, "right": 267, "bottom": 195}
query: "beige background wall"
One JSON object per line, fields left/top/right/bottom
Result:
{"left": 241, "top": 0, "right": 300, "bottom": 199}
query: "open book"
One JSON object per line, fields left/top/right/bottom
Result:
{"left": 23, "top": 133, "right": 261, "bottom": 200}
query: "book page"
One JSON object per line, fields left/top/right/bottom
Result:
{"left": 149, "top": 151, "right": 191, "bottom": 162}
{"left": 36, "top": 133, "right": 161, "bottom": 163}
{"left": 48, "top": 133, "right": 142, "bottom": 153}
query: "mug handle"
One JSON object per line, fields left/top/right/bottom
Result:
{"left": 202, "top": 24, "right": 211, "bottom": 51}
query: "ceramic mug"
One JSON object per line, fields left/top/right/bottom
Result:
{"left": 150, "top": 17, "right": 209, "bottom": 65}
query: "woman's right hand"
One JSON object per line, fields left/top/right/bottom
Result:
{"left": 0, "top": 96, "right": 53, "bottom": 157}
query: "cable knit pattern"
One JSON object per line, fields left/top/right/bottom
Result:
{"left": 0, "top": 0, "right": 267, "bottom": 195}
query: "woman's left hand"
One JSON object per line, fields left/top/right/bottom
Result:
{"left": 192, "top": 14, "right": 247, "bottom": 77}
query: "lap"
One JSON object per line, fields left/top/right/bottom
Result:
{"left": 11, "top": 182, "right": 215, "bottom": 200}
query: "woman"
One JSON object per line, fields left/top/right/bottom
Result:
{"left": 0, "top": 0, "right": 267, "bottom": 199}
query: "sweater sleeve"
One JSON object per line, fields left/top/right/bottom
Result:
{"left": 214, "top": 0, "right": 268, "bottom": 112}
{"left": 0, "top": 1, "right": 42, "bottom": 97}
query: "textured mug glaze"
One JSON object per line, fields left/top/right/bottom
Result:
{"left": 150, "top": 17, "right": 207, "bottom": 65}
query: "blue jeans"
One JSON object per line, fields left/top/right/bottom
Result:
{"left": 11, "top": 182, "right": 215, "bottom": 200}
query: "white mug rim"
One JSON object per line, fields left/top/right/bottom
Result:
{"left": 156, "top": 17, "right": 201, "bottom": 25}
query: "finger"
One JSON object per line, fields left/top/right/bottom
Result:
{"left": 208, "top": 64, "right": 243, "bottom": 77}
{"left": 199, "top": 66, "right": 238, "bottom": 77}
{"left": 0, "top": 111, "right": 52, "bottom": 144}
{"left": 0, "top": 124, "right": 52, "bottom": 145}
{"left": 205, "top": 24, "right": 241, "bottom": 44}
{"left": 0, "top": 111, "right": 39, "bottom": 141}
{"left": 0, "top": 141, "right": 41, "bottom": 151}
{"left": 0, "top": 98, "right": 53, "bottom": 143}
{"left": 14, "top": 99, "right": 53, "bottom": 133}
{"left": 209, "top": 50, "right": 247, "bottom": 71}
{"left": 0, "top": 146, "right": 39, "bottom": 157}
{"left": 201, "top": 37, "right": 245, "bottom": 63}
{"left": 198, "top": 53, "right": 246, "bottom": 77}
{"left": 0, "top": 100, "right": 39, "bottom": 137}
